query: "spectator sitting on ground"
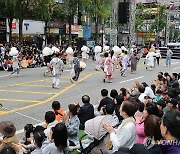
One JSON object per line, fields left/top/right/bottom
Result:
{"left": 44, "top": 111, "right": 58, "bottom": 139}
{"left": 97, "top": 89, "right": 114, "bottom": 112}
{"left": 0, "top": 121, "right": 19, "bottom": 153}
{"left": 169, "top": 73, "right": 179, "bottom": 89}
{"left": 76, "top": 95, "right": 94, "bottom": 130}
{"left": 138, "top": 85, "right": 147, "bottom": 103}
{"left": 52, "top": 101, "right": 64, "bottom": 122}
{"left": 103, "top": 99, "right": 138, "bottom": 153}
{"left": 156, "top": 100, "right": 166, "bottom": 117}
{"left": 42, "top": 123, "right": 69, "bottom": 154}
{"left": 160, "top": 110, "right": 180, "bottom": 154}
{"left": 142, "top": 82, "right": 155, "bottom": 99}
{"left": 167, "top": 98, "right": 179, "bottom": 111}
{"left": 0, "top": 146, "right": 16, "bottom": 154}
{"left": 63, "top": 104, "right": 80, "bottom": 146}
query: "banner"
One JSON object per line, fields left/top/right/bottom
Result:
{"left": 83, "top": 26, "right": 91, "bottom": 39}
{"left": 78, "top": 26, "right": 83, "bottom": 38}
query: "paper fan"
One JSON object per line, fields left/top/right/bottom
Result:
{"left": 66, "top": 47, "right": 74, "bottom": 54}
{"left": 52, "top": 46, "right": 60, "bottom": 53}
{"left": 9, "top": 47, "right": 19, "bottom": 56}
{"left": 112, "top": 46, "right": 121, "bottom": 54}
{"left": 94, "top": 46, "right": 102, "bottom": 53}
{"left": 103, "top": 45, "right": 110, "bottom": 52}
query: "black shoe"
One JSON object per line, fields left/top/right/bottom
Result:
{"left": 103, "top": 79, "right": 105, "bottom": 83}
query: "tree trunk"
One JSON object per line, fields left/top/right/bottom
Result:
{"left": 19, "top": 17, "right": 23, "bottom": 43}
{"left": 8, "top": 18, "right": 13, "bottom": 43}
{"left": 95, "top": 17, "right": 98, "bottom": 44}
{"left": 68, "top": 15, "right": 72, "bottom": 45}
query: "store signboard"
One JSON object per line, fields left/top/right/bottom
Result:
{"left": 78, "top": 26, "right": 83, "bottom": 38}
{"left": 0, "top": 18, "right": 6, "bottom": 32}
{"left": 83, "top": 26, "right": 91, "bottom": 39}
{"left": 7, "top": 19, "right": 45, "bottom": 34}
{"left": 66, "top": 24, "right": 79, "bottom": 34}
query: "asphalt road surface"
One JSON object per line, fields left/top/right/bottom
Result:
{"left": 0, "top": 58, "right": 179, "bottom": 137}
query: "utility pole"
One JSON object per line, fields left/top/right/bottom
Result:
{"left": 111, "top": 0, "right": 119, "bottom": 46}
{"left": 129, "top": 0, "right": 136, "bottom": 48}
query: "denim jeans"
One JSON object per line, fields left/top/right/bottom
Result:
{"left": 165, "top": 55, "right": 171, "bottom": 67}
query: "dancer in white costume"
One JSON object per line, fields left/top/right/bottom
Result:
{"left": 94, "top": 46, "right": 102, "bottom": 71}
{"left": 81, "top": 45, "right": 90, "bottom": 63}
{"left": 145, "top": 48, "right": 157, "bottom": 70}
{"left": 66, "top": 46, "right": 74, "bottom": 69}
{"left": 50, "top": 53, "right": 64, "bottom": 89}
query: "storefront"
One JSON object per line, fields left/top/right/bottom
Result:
{"left": 6, "top": 19, "right": 45, "bottom": 46}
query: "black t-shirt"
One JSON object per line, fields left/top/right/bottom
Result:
{"left": 98, "top": 97, "right": 114, "bottom": 111}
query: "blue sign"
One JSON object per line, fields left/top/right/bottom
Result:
{"left": 83, "top": 26, "right": 91, "bottom": 39}
{"left": 24, "top": 23, "right": 29, "bottom": 30}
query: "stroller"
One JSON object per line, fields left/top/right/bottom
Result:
{"left": 79, "top": 115, "right": 120, "bottom": 154}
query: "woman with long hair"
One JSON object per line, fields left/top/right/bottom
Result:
{"left": 42, "top": 123, "right": 68, "bottom": 154}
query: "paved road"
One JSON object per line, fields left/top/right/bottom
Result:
{"left": 0, "top": 58, "right": 179, "bottom": 136}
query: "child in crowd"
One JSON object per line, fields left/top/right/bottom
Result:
{"left": 52, "top": 101, "right": 64, "bottom": 122}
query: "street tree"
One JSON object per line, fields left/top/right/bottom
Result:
{"left": 84, "top": 0, "right": 112, "bottom": 44}
{"left": 0, "top": 0, "right": 15, "bottom": 42}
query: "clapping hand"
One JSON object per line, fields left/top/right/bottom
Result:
{"left": 102, "top": 123, "right": 114, "bottom": 134}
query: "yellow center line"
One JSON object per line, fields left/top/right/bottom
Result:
{"left": 0, "top": 89, "right": 55, "bottom": 95}
{"left": 0, "top": 73, "right": 94, "bottom": 116}
{"left": 0, "top": 98, "right": 41, "bottom": 103}
{"left": 0, "top": 111, "right": 8, "bottom": 114}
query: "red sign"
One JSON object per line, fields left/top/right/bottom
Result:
{"left": 12, "top": 22, "right": 16, "bottom": 29}
{"left": 66, "top": 24, "right": 79, "bottom": 34}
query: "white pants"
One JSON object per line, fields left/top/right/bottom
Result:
{"left": 53, "top": 77, "right": 60, "bottom": 87}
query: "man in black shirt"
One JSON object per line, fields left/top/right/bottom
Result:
{"left": 76, "top": 95, "right": 94, "bottom": 130}
{"left": 97, "top": 89, "right": 114, "bottom": 111}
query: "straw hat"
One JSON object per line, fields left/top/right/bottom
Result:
{"left": 0, "top": 121, "right": 16, "bottom": 137}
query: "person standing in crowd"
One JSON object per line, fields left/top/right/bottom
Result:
{"left": 129, "top": 51, "right": 139, "bottom": 74}
{"left": 100, "top": 52, "right": 114, "bottom": 83}
{"left": 9, "top": 55, "right": 20, "bottom": 77}
{"left": 165, "top": 47, "right": 173, "bottom": 67}
{"left": 121, "top": 51, "right": 130, "bottom": 77}
{"left": 155, "top": 47, "right": 161, "bottom": 66}
{"left": 70, "top": 52, "right": 81, "bottom": 83}
{"left": 50, "top": 53, "right": 64, "bottom": 89}
{"left": 160, "top": 111, "right": 180, "bottom": 154}
{"left": 145, "top": 48, "right": 156, "bottom": 70}
{"left": 75, "top": 95, "right": 94, "bottom": 130}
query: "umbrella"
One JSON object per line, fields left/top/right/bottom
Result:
{"left": 103, "top": 45, "right": 110, "bottom": 52}
{"left": 42, "top": 47, "right": 53, "bottom": 56}
{"left": 66, "top": 47, "right": 74, "bottom": 54}
{"left": 9, "top": 47, "right": 19, "bottom": 56}
{"left": 84, "top": 115, "right": 117, "bottom": 140}
{"left": 94, "top": 46, "right": 102, "bottom": 53}
{"left": 112, "top": 46, "right": 122, "bottom": 55}
{"left": 52, "top": 46, "right": 60, "bottom": 53}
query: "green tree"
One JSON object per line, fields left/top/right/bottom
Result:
{"left": 0, "top": 0, "right": 15, "bottom": 42}
{"left": 84, "top": 0, "right": 112, "bottom": 44}
{"left": 14, "top": 0, "right": 54, "bottom": 43}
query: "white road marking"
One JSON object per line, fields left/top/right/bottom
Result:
{"left": 119, "top": 76, "right": 145, "bottom": 84}
{"left": 173, "top": 67, "right": 180, "bottom": 70}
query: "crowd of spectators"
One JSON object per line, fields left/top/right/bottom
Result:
{"left": 0, "top": 71, "right": 180, "bottom": 154}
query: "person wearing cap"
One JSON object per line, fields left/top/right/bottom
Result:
{"left": 167, "top": 98, "right": 179, "bottom": 111}
{"left": 0, "top": 121, "right": 19, "bottom": 153}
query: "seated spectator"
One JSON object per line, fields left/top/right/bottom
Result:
{"left": 114, "top": 95, "right": 124, "bottom": 122}
{"left": 143, "top": 102, "right": 160, "bottom": 118}
{"left": 52, "top": 101, "right": 64, "bottom": 122}
{"left": 167, "top": 98, "right": 179, "bottom": 111}
{"left": 160, "top": 111, "right": 180, "bottom": 154}
{"left": 103, "top": 99, "right": 138, "bottom": 153}
{"left": 110, "top": 89, "right": 118, "bottom": 102}
{"left": 20, "top": 57, "right": 28, "bottom": 68}
{"left": 119, "top": 88, "right": 130, "bottom": 101}
{"left": 44, "top": 111, "right": 58, "bottom": 139}
{"left": 156, "top": 100, "right": 166, "bottom": 117}
{"left": 63, "top": 104, "right": 80, "bottom": 145}
{"left": 97, "top": 89, "right": 114, "bottom": 111}
{"left": 0, "top": 146, "right": 16, "bottom": 154}
{"left": 138, "top": 85, "right": 147, "bottom": 103}
{"left": 144, "top": 115, "right": 162, "bottom": 154}
{"left": 42, "top": 123, "right": 69, "bottom": 154}
{"left": 23, "top": 124, "right": 34, "bottom": 145}
{"left": 135, "top": 102, "right": 146, "bottom": 144}
{"left": 142, "top": 82, "right": 155, "bottom": 99}
{"left": 154, "top": 89, "right": 163, "bottom": 102}
{"left": 0, "top": 121, "right": 19, "bottom": 153}
{"left": 76, "top": 95, "right": 94, "bottom": 130}
{"left": 169, "top": 73, "right": 179, "bottom": 89}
